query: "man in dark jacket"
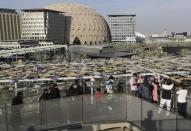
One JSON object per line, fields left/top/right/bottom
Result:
{"left": 68, "top": 80, "right": 83, "bottom": 96}
{"left": 49, "top": 84, "right": 61, "bottom": 99}
{"left": 158, "top": 79, "right": 174, "bottom": 116}
{"left": 12, "top": 91, "right": 23, "bottom": 105}
{"left": 39, "top": 88, "right": 50, "bottom": 101}
{"left": 39, "top": 88, "right": 50, "bottom": 125}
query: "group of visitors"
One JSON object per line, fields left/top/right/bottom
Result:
{"left": 64, "top": 72, "right": 189, "bottom": 118}
{"left": 12, "top": 84, "right": 61, "bottom": 105}
{"left": 39, "top": 83, "right": 60, "bottom": 101}
{"left": 11, "top": 91, "right": 24, "bottom": 129}
{"left": 130, "top": 72, "right": 188, "bottom": 117}
{"left": 66, "top": 78, "right": 91, "bottom": 96}
{"left": 130, "top": 73, "right": 160, "bottom": 103}
{"left": 10, "top": 72, "right": 189, "bottom": 130}
{"left": 10, "top": 83, "right": 61, "bottom": 129}
{"left": 65, "top": 74, "right": 116, "bottom": 97}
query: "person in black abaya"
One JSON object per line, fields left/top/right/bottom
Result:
{"left": 39, "top": 88, "right": 50, "bottom": 101}
{"left": 49, "top": 84, "right": 61, "bottom": 99}
{"left": 39, "top": 88, "right": 50, "bottom": 125}
{"left": 11, "top": 91, "right": 23, "bottom": 128}
{"left": 68, "top": 80, "right": 84, "bottom": 96}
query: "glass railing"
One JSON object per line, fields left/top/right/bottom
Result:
{"left": 0, "top": 94, "right": 191, "bottom": 131}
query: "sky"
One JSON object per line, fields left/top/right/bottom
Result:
{"left": 0, "top": 0, "right": 191, "bottom": 35}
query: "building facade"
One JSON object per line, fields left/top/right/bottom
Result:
{"left": 0, "top": 8, "right": 21, "bottom": 42}
{"left": 21, "top": 9, "right": 66, "bottom": 43}
{"left": 46, "top": 3, "right": 111, "bottom": 45}
{"left": 108, "top": 15, "right": 136, "bottom": 43}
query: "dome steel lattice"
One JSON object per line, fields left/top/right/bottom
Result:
{"left": 45, "top": 3, "right": 111, "bottom": 44}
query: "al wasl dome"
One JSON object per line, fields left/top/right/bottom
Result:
{"left": 45, "top": 3, "right": 111, "bottom": 45}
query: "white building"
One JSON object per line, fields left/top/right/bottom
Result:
{"left": 108, "top": 14, "right": 136, "bottom": 43}
{"left": 21, "top": 9, "right": 66, "bottom": 43}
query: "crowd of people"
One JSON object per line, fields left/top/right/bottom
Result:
{"left": 61, "top": 74, "right": 116, "bottom": 97}
{"left": 10, "top": 83, "right": 61, "bottom": 130}
{"left": 130, "top": 73, "right": 161, "bottom": 103}
{"left": 39, "top": 83, "right": 60, "bottom": 101}
{"left": 129, "top": 72, "right": 188, "bottom": 117}
{"left": 9, "top": 72, "right": 189, "bottom": 130}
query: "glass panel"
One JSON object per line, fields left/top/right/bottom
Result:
{"left": 141, "top": 100, "right": 176, "bottom": 131}
{"left": 6, "top": 102, "right": 43, "bottom": 131}
{"left": 0, "top": 106, "right": 7, "bottom": 131}
{"left": 83, "top": 94, "right": 126, "bottom": 123}
{"left": 46, "top": 96, "right": 82, "bottom": 128}
{"left": 126, "top": 95, "right": 142, "bottom": 127}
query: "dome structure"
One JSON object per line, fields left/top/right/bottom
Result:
{"left": 45, "top": 3, "right": 111, "bottom": 45}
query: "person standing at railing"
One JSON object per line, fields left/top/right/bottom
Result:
{"left": 100, "top": 70, "right": 108, "bottom": 91}
{"left": 38, "top": 88, "right": 50, "bottom": 126}
{"left": 49, "top": 83, "right": 61, "bottom": 99}
{"left": 129, "top": 73, "right": 138, "bottom": 96}
{"left": 105, "top": 75, "right": 115, "bottom": 111}
{"left": 104, "top": 75, "right": 115, "bottom": 94}
{"left": 117, "top": 80, "right": 124, "bottom": 93}
{"left": 158, "top": 79, "right": 174, "bottom": 116}
{"left": 85, "top": 76, "right": 95, "bottom": 94}
{"left": 49, "top": 83, "right": 62, "bottom": 124}
{"left": 39, "top": 88, "right": 50, "bottom": 101}
{"left": 142, "top": 76, "right": 153, "bottom": 102}
{"left": 85, "top": 76, "right": 95, "bottom": 104}
{"left": 137, "top": 74, "right": 144, "bottom": 98}
{"left": 68, "top": 79, "right": 84, "bottom": 96}
{"left": 176, "top": 84, "right": 188, "bottom": 118}
{"left": 152, "top": 77, "right": 160, "bottom": 104}
{"left": 11, "top": 91, "right": 23, "bottom": 129}
{"left": 12, "top": 91, "right": 23, "bottom": 105}
{"left": 95, "top": 88, "right": 103, "bottom": 100}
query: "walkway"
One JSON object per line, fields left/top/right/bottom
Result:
{"left": 0, "top": 45, "right": 67, "bottom": 58}
{"left": 0, "top": 94, "right": 190, "bottom": 131}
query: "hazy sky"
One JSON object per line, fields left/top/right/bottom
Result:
{"left": 1, "top": 0, "right": 191, "bottom": 35}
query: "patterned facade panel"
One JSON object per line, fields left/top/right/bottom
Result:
{"left": 0, "top": 11, "right": 21, "bottom": 42}
{"left": 46, "top": 3, "right": 111, "bottom": 44}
